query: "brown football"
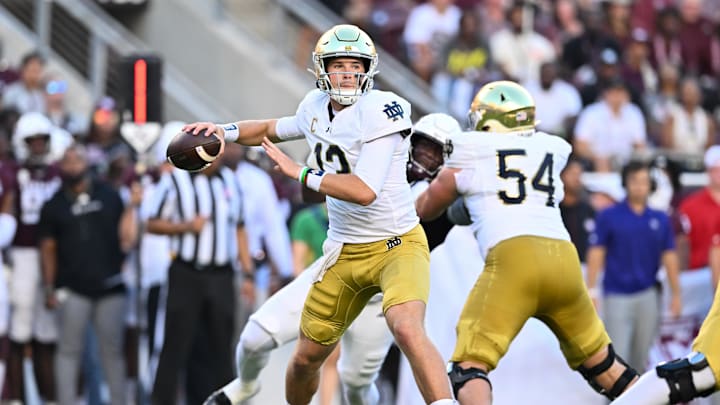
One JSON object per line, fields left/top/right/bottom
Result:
{"left": 166, "top": 129, "right": 222, "bottom": 172}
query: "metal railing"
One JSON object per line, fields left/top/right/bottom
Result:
{"left": 0, "top": 0, "right": 234, "bottom": 122}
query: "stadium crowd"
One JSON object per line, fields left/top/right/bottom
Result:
{"left": 0, "top": 0, "right": 719, "bottom": 404}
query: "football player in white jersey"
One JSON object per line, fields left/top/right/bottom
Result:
{"left": 202, "top": 112, "right": 461, "bottom": 405}
{"left": 184, "top": 25, "right": 455, "bottom": 405}
{"left": 415, "top": 81, "right": 640, "bottom": 405}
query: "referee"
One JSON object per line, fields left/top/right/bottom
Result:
{"left": 144, "top": 157, "right": 254, "bottom": 405}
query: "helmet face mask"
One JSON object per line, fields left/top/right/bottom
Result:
{"left": 313, "top": 25, "right": 378, "bottom": 106}
{"left": 467, "top": 81, "right": 536, "bottom": 134}
{"left": 407, "top": 113, "right": 462, "bottom": 181}
{"left": 408, "top": 135, "right": 445, "bottom": 180}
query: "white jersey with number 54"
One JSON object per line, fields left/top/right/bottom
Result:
{"left": 292, "top": 89, "right": 417, "bottom": 244}
{"left": 446, "top": 130, "right": 572, "bottom": 258}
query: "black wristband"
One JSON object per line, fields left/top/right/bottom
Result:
{"left": 243, "top": 272, "right": 255, "bottom": 282}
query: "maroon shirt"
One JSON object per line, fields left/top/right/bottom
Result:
{"left": 1, "top": 162, "right": 61, "bottom": 247}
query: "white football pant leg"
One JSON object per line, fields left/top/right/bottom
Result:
{"left": 235, "top": 267, "right": 316, "bottom": 381}
{"left": 339, "top": 295, "right": 394, "bottom": 405}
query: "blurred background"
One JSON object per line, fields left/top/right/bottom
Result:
{"left": 0, "top": 0, "right": 719, "bottom": 404}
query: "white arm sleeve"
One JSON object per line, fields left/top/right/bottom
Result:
{"left": 0, "top": 213, "right": 17, "bottom": 248}
{"left": 354, "top": 133, "right": 404, "bottom": 196}
{"left": 275, "top": 116, "right": 305, "bottom": 141}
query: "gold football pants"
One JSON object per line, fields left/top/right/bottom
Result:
{"left": 452, "top": 235, "right": 611, "bottom": 371}
{"left": 301, "top": 224, "right": 430, "bottom": 345}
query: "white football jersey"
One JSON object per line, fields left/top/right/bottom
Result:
{"left": 446, "top": 130, "right": 571, "bottom": 258}
{"left": 294, "top": 89, "right": 417, "bottom": 243}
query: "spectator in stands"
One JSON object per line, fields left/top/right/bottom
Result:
{"left": 3, "top": 51, "right": 46, "bottom": 114}
{"left": 0, "top": 39, "right": 20, "bottom": 94}
{"left": 432, "top": 9, "right": 495, "bottom": 121}
{"left": 523, "top": 61, "right": 582, "bottom": 138}
{"left": 602, "top": 0, "right": 633, "bottom": 49}
{"left": 562, "top": 9, "right": 621, "bottom": 74}
{"left": 43, "top": 75, "right": 86, "bottom": 137}
{"left": 147, "top": 157, "right": 253, "bottom": 404}
{"left": 489, "top": 1, "right": 556, "bottom": 83}
{"left": 649, "top": 6, "right": 684, "bottom": 71}
{"left": 620, "top": 28, "right": 657, "bottom": 106}
{"left": 661, "top": 77, "right": 716, "bottom": 155}
{"left": 84, "top": 97, "right": 133, "bottom": 180}
{"left": 39, "top": 144, "right": 138, "bottom": 405}
{"left": 578, "top": 47, "right": 623, "bottom": 106}
{"left": 676, "top": 146, "right": 720, "bottom": 274}
{"left": 645, "top": 63, "right": 680, "bottom": 145}
{"left": 678, "top": 0, "right": 720, "bottom": 78}
{"left": 574, "top": 79, "right": 647, "bottom": 171}
{"left": 586, "top": 161, "right": 682, "bottom": 372}
{"left": 475, "top": 0, "right": 508, "bottom": 39}
{"left": 402, "top": 0, "right": 461, "bottom": 82}
{"left": 630, "top": 0, "right": 675, "bottom": 35}
{"left": 559, "top": 157, "right": 595, "bottom": 264}
{"left": 550, "top": 0, "right": 585, "bottom": 51}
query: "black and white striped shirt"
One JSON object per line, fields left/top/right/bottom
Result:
{"left": 142, "top": 167, "right": 244, "bottom": 269}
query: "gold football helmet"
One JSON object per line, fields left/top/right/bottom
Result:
{"left": 467, "top": 81, "right": 536, "bottom": 133}
{"left": 312, "top": 24, "right": 378, "bottom": 105}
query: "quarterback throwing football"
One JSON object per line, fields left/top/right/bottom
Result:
{"left": 184, "top": 25, "right": 455, "bottom": 405}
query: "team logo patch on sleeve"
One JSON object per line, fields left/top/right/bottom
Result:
{"left": 383, "top": 101, "right": 404, "bottom": 121}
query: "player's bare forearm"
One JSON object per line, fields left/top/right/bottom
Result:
{"left": 119, "top": 205, "right": 140, "bottom": 253}
{"left": 236, "top": 226, "right": 254, "bottom": 275}
{"left": 662, "top": 250, "right": 682, "bottom": 296}
{"left": 146, "top": 218, "right": 191, "bottom": 235}
{"left": 416, "top": 168, "right": 459, "bottom": 221}
{"left": 233, "top": 119, "right": 283, "bottom": 145}
{"left": 585, "top": 246, "right": 606, "bottom": 289}
{"left": 183, "top": 119, "right": 282, "bottom": 147}
{"left": 39, "top": 237, "right": 57, "bottom": 288}
{"left": 676, "top": 234, "right": 690, "bottom": 270}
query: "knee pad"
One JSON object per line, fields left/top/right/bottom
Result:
{"left": 577, "top": 344, "right": 638, "bottom": 400}
{"left": 656, "top": 352, "right": 716, "bottom": 404}
{"left": 447, "top": 362, "right": 491, "bottom": 399}
{"left": 239, "top": 320, "right": 277, "bottom": 354}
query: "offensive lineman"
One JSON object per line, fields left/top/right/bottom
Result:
{"left": 185, "top": 25, "right": 456, "bottom": 405}
{"left": 415, "top": 81, "right": 639, "bottom": 404}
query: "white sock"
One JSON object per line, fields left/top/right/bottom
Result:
{"left": 222, "top": 379, "right": 245, "bottom": 403}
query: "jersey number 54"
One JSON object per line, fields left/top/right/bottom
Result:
{"left": 497, "top": 149, "right": 555, "bottom": 207}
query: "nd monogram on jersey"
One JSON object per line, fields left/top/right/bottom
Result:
{"left": 294, "top": 89, "right": 418, "bottom": 243}
{"left": 446, "top": 130, "right": 572, "bottom": 258}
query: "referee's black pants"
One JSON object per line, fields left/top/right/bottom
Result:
{"left": 152, "top": 260, "right": 235, "bottom": 405}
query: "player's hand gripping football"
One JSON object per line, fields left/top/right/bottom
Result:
{"left": 261, "top": 137, "right": 302, "bottom": 180}
{"left": 182, "top": 121, "right": 226, "bottom": 155}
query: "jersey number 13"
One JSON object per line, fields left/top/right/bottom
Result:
{"left": 497, "top": 149, "right": 555, "bottom": 207}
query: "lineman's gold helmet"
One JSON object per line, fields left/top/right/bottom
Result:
{"left": 467, "top": 81, "right": 536, "bottom": 133}
{"left": 312, "top": 24, "right": 378, "bottom": 105}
